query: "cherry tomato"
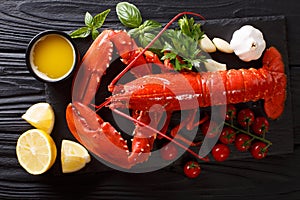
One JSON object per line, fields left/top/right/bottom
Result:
{"left": 225, "top": 104, "right": 237, "bottom": 121}
{"left": 237, "top": 108, "right": 255, "bottom": 128}
{"left": 250, "top": 142, "right": 268, "bottom": 159}
{"left": 235, "top": 134, "right": 252, "bottom": 152}
{"left": 212, "top": 144, "right": 230, "bottom": 162}
{"left": 219, "top": 126, "right": 236, "bottom": 144}
{"left": 183, "top": 161, "right": 201, "bottom": 178}
{"left": 201, "top": 121, "right": 219, "bottom": 138}
{"left": 252, "top": 117, "right": 269, "bottom": 135}
{"left": 160, "top": 143, "right": 178, "bottom": 161}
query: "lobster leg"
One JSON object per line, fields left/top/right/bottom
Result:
{"left": 170, "top": 110, "right": 208, "bottom": 146}
{"left": 156, "top": 111, "right": 172, "bottom": 139}
{"left": 128, "top": 110, "right": 158, "bottom": 164}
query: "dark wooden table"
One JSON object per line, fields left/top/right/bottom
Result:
{"left": 1, "top": 0, "right": 300, "bottom": 199}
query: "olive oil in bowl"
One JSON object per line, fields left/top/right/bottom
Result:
{"left": 26, "top": 30, "right": 79, "bottom": 82}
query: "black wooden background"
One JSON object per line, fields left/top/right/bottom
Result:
{"left": 0, "top": 0, "right": 300, "bottom": 199}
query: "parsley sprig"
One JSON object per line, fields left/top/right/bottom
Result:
{"left": 162, "top": 29, "right": 206, "bottom": 70}
{"left": 162, "top": 16, "right": 206, "bottom": 71}
{"left": 178, "top": 16, "right": 204, "bottom": 42}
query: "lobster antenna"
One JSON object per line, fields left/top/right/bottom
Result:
{"left": 108, "top": 12, "right": 206, "bottom": 91}
{"left": 112, "top": 108, "right": 209, "bottom": 162}
{"left": 94, "top": 97, "right": 112, "bottom": 112}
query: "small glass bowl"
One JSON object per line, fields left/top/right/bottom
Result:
{"left": 25, "top": 30, "right": 80, "bottom": 83}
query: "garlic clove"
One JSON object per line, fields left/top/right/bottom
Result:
{"left": 212, "top": 38, "right": 234, "bottom": 53}
{"left": 199, "top": 34, "right": 216, "bottom": 53}
{"left": 204, "top": 59, "right": 227, "bottom": 72}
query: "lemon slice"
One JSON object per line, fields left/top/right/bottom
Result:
{"left": 16, "top": 129, "right": 57, "bottom": 175}
{"left": 22, "top": 102, "right": 55, "bottom": 134}
{"left": 61, "top": 155, "right": 87, "bottom": 173}
{"left": 61, "top": 140, "right": 91, "bottom": 173}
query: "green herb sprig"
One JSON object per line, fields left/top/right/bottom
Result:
{"left": 162, "top": 30, "right": 206, "bottom": 70}
{"left": 162, "top": 16, "right": 206, "bottom": 71}
{"left": 116, "top": 2, "right": 207, "bottom": 71}
{"left": 178, "top": 15, "right": 204, "bottom": 42}
{"left": 128, "top": 20, "right": 163, "bottom": 48}
{"left": 116, "top": 2, "right": 163, "bottom": 49}
{"left": 70, "top": 9, "right": 110, "bottom": 40}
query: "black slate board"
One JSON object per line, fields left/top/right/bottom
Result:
{"left": 45, "top": 15, "right": 293, "bottom": 176}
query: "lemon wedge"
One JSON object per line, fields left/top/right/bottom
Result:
{"left": 61, "top": 140, "right": 91, "bottom": 173}
{"left": 16, "top": 129, "right": 57, "bottom": 175}
{"left": 22, "top": 102, "right": 55, "bottom": 134}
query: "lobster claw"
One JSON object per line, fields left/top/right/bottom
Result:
{"left": 73, "top": 30, "right": 114, "bottom": 105}
{"left": 73, "top": 30, "right": 155, "bottom": 102}
{"left": 67, "top": 30, "right": 167, "bottom": 169}
{"left": 66, "top": 102, "right": 133, "bottom": 169}
{"left": 109, "top": 31, "right": 152, "bottom": 79}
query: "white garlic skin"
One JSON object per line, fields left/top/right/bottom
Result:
{"left": 230, "top": 25, "right": 266, "bottom": 62}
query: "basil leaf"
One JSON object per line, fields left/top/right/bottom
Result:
{"left": 69, "top": 9, "right": 110, "bottom": 40}
{"left": 138, "top": 34, "right": 147, "bottom": 47}
{"left": 142, "top": 20, "right": 161, "bottom": 28}
{"left": 142, "top": 32, "right": 162, "bottom": 48}
{"left": 85, "top": 12, "right": 94, "bottom": 27}
{"left": 128, "top": 19, "right": 162, "bottom": 48}
{"left": 91, "top": 28, "right": 99, "bottom": 40}
{"left": 93, "top": 9, "right": 110, "bottom": 29}
{"left": 139, "top": 33, "right": 155, "bottom": 48}
{"left": 128, "top": 28, "right": 140, "bottom": 38}
{"left": 70, "top": 27, "right": 91, "bottom": 38}
{"left": 116, "top": 2, "right": 142, "bottom": 28}
{"left": 142, "top": 23, "right": 161, "bottom": 33}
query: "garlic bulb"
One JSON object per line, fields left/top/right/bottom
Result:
{"left": 230, "top": 25, "right": 266, "bottom": 62}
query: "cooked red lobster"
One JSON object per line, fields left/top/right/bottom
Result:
{"left": 66, "top": 12, "right": 286, "bottom": 169}
{"left": 111, "top": 46, "right": 286, "bottom": 120}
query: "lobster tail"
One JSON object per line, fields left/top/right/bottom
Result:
{"left": 262, "top": 47, "right": 287, "bottom": 119}
{"left": 263, "top": 47, "right": 285, "bottom": 73}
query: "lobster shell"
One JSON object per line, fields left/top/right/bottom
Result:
{"left": 111, "top": 47, "right": 286, "bottom": 120}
